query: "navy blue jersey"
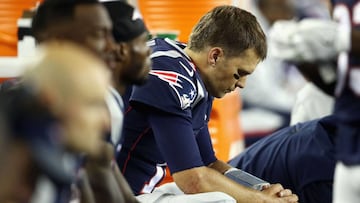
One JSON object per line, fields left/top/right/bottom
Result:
{"left": 332, "top": 0, "right": 360, "bottom": 165}
{"left": 116, "top": 38, "right": 216, "bottom": 194}
{"left": 229, "top": 116, "right": 337, "bottom": 203}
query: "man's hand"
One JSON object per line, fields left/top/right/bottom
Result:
{"left": 85, "top": 141, "right": 114, "bottom": 166}
{"left": 84, "top": 142, "right": 125, "bottom": 203}
{"left": 85, "top": 142, "right": 139, "bottom": 203}
{"left": 268, "top": 19, "right": 350, "bottom": 62}
{"left": 260, "top": 184, "right": 299, "bottom": 203}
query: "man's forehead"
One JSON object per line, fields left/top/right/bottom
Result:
{"left": 73, "top": 4, "right": 112, "bottom": 28}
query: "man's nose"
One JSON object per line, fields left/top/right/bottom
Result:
{"left": 236, "top": 77, "right": 247, "bottom": 89}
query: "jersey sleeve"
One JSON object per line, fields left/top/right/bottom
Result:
{"left": 148, "top": 110, "right": 204, "bottom": 173}
{"left": 196, "top": 126, "right": 217, "bottom": 166}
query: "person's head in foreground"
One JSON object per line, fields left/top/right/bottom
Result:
{"left": 22, "top": 41, "right": 111, "bottom": 156}
{"left": 0, "top": 41, "right": 111, "bottom": 203}
{"left": 185, "top": 5, "right": 267, "bottom": 98}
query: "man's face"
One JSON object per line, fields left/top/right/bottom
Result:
{"left": 72, "top": 4, "right": 116, "bottom": 69}
{"left": 116, "top": 32, "right": 151, "bottom": 85}
{"left": 203, "top": 48, "right": 260, "bottom": 98}
{"left": 61, "top": 63, "right": 110, "bottom": 156}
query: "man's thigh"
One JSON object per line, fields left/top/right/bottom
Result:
{"left": 136, "top": 183, "right": 236, "bottom": 203}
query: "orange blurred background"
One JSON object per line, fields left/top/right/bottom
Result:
{"left": 0, "top": 0, "right": 41, "bottom": 56}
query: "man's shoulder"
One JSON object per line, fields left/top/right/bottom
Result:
{"left": 0, "top": 78, "right": 21, "bottom": 93}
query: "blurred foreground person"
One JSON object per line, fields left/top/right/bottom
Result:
{"left": 0, "top": 109, "right": 42, "bottom": 203}
{"left": 0, "top": 41, "right": 111, "bottom": 203}
{"left": 31, "top": 0, "right": 142, "bottom": 202}
{"left": 22, "top": 41, "right": 111, "bottom": 158}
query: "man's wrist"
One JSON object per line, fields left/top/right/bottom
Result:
{"left": 223, "top": 168, "right": 270, "bottom": 191}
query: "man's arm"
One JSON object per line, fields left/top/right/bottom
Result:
{"left": 208, "top": 159, "right": 232, "bottom": 174}
{"left": 209, "top": 160, "right": 271, "bottom": 191}
{"left": 268, "top": 19, "right": 359, "bottom": 62}
{"left": 172, "top": 165, "right": 297, "bottom": 203}
{"left": 147, "top": 106, "right": 297, "bottom": 202}
{"left": 112, "top": 160, "right": 139, "bottom": 203}
{"left": 84, "top": 142, "right": 138, "bottom": 203}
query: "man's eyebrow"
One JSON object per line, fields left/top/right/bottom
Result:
{"left": 237, "top": 68, "right": 251, "bottom": 76}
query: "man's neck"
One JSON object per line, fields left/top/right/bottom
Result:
{"left": 115, "top": 84, "right": 126, "bottom": 96}
{"left": 111, "top": 80, "right": 126, "bottom": 96}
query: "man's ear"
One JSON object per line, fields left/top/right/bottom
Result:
{"left": 208, "top": 47, "right": 222, "bottom": 66}
{"left": 115, "top": 42, "right": 129, "bottom": 62}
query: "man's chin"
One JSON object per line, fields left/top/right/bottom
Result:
{"left": 132, "top": 77, "right": 148, "bottom": 86}
{"left": 211, "top": 91, "right": 225, "bottom": 98}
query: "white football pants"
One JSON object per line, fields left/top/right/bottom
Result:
{"left": 136, "top": 182, "right": 236, "bottom": 203}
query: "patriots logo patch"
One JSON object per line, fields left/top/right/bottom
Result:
{"left": 150, "top": 70, "right": 197, "bottom": 109}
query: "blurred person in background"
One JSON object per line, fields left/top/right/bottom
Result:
{"left": 101, "top": 0, "right": 151, "bottom": 146}
{"left": 292, "top": 0, "right": 331, "bottom": 19}
{"left": 31, "top": 0, "right": 115, "bottom": 66}
{"left": 267, "top": 0, "right": 360, "bottom": 201}
{"left": 240, "top": 0, "right": 306, "bottom": 145}
{"left": 290, "top": 80, "right": 334, "bottom": 125}
{"left": 287, "top": 0, "right": 335, "bottom": 125}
